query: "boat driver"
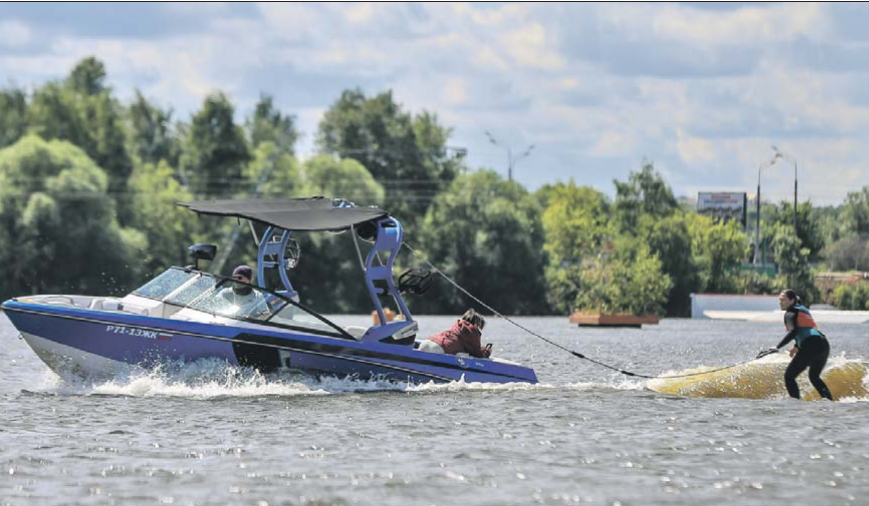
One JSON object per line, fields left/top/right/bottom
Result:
{"left": 218, "top": 265, "right": 266, "bottom": 317}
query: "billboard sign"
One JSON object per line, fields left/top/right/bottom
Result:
{"left": 697, "top": 192, "right": 747, "bottom": 228}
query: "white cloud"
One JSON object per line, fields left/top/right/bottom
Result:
{"left": 471, "top": 45, "right": 511, "bottom": 72}
{"left": 0, "top": 20, "right": 32, "bottom": 48}
{"left": 588, "top": 130, "right": 637, "bottom": 157}
{"left": 337, "top": 2, "right": 375, "bottom": 25}
{"left": 599, "top": 2, "right": 827, "bottom": 48}
{"left": 498, "top": 22, "right": 565, "bottom": 71}
{"left": 676, "top": 129, "right": 717, "bottom": 165}
{"left": 441, "top": 78, "right": 468, "bottom": 106}
{"left": 256, "top": 3, "right": 320, "bottom": 42}
{"left": 451, "top": 3, "right": 529, "bottom": 27}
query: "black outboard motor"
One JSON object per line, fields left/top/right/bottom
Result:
{"left": 188, "top": 244, "right": 217, "bottom": 270}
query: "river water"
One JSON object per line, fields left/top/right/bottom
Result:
{"left": 1, "top": 313, "right": 867, "bottom": 506}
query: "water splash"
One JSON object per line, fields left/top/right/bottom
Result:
{"left": 30, "top": 359, "right": 550, "bottom": 398}
{"left": 647, "top": 353, "right": 868, "bottom": 401}
{"left": 30, "top": 358, "right": 652, "bottom": 399}
{"left": 36, "top": 353, "right": 859, "bottom": 401}
{"left": 35, "top": 359, "right": 383, "bottom": 399}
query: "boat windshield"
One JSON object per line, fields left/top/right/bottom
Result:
{"left": 133, "top": 268, "right": 198, "bottom": 300}
{"left": 164, "top": 275, "right": 217, "bottom": 306}
{"left": 189, "top": 279, "right": 284, "bottom": 321}
{"left": 133, "top": 267, "right": 347, "bottom": 337}
{"left": 189, "top": 279, "right": 342, "bottom": 335}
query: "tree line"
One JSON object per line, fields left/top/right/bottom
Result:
{"left": 1, "top": 57, "right": 868, "bottom": 315}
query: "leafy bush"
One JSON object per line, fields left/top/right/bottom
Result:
{"left": 833, "top": 283, "right": 869, "bottom": 310}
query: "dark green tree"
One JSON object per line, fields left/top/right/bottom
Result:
{"left": 643, "top": 213, "right": 702, "bottom": 316}
{"left": 770, "top": 223, "right": 820, "bottom": 306}
{"left": 29, "top": 58, "right": 134, "bottom": 218}
{"left": 242, "top": 142, "right": 302, "bottom": 198}
{"left": 540, "top": 182, "right": 613, "bottom": 313}
{"left": 127, "top": 160, "right": 200, "bottom": 277}
{"left": 687, "top": 214, "right": 749, "bottom": 293}
{"left": 128, "top": 89, "right": 179, "bottom": 167}
{"left": 0, "top": 87, "right": 27, "bottom": 149}
{"left": 91, "top": 89, "right": 133, "bottom": 202}
{"left": 841, "top": 186, "right": 869, "bottom": 236}
{"left": 316, "top": 89, "right": 460, "bottom": 225}
{"left": 180, "top": 92, "right": 251, "bottom": 198}
{"left": 65, "top": 56, "right": 107, "bottom": 96}
{"left": 28, "top": 82, "right": 91, "bottom": 149}
{"left": 246, "top": 94, "right": 298, "bottom": 154}
{"left": 763, "top": 201, "right": 824, "bottom": 261}
{"left": 0, "top": 135, "right": 144, "bottom": 299}
{"left": 573, "top": 238, "right": 672, "bottom": 317}
{"left": 832, "top": 283, "right": 869, "bottom": 310}
{"left": 614, "top": 162, "right": 678, "bottom": 233}
{"left": 414, "top": 170, "right": 548, "bottom": 315}
{"left": 412, "top": 110, "right": 464, "bottom": 199}
{"left": 541, "top": 181, "right": 612, "bottom": 263}
{"left": 824, "top": 235, "right": 869, "bottom": 271}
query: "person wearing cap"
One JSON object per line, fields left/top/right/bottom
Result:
{"left": 218, "top": 265, "right": 266, "bottom": 317}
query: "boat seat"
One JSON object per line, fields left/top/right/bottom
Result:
{"left": 89, "top": 298, "right": 123, "bottom": 311}
{"left": 90, "top": 298, "right": 153, "bottom": 316}
{"left": 41, "top": 296, "right": 77, "bottom": 307}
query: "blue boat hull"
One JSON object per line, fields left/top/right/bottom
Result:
{"left": 2, "top": 300, "right": 538, "bottom": 385}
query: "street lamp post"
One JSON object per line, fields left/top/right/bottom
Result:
{"left": 484, "top": 131, "right": 535, "bottom": 182}
{"left": 754, "top": 152, "right": 782, "bottom": 264}
{"left": 772, "top": 145, "right": 798, "bottom": 237}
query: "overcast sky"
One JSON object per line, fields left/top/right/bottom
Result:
{"left": 2, "top": 2, "right": 868, "bottom": 205}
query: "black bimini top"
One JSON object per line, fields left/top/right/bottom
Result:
{"left": 177, "top": 197, "right": 388, "bottom": 231}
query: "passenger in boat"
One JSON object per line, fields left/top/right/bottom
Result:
{"left": 758, "top": 289, "right": 834, "bottom": 401}
{"left": 218, "top": 265, "right": 266, "bottom": 316}
{"left": 419, "top": 309, "right": 492, "bottom": 358}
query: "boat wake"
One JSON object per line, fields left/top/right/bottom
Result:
{"left": 647, "top": 353, "right": 869, "bottom": 402}
{"left": 36, "top": 354, "right": 866, "bottom": 402}
{"left": 30, "top": 358, "right": 650, "bottom": 398}
{"left": 35, "top": 359, "right": 396, "bottom": 399}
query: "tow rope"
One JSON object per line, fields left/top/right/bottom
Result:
{"left": 403, "top": 243, "right": 769, "bottom": 380}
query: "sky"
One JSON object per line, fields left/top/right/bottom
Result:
{"left": 1, "top": 2, "right": 868, "bottom": 205}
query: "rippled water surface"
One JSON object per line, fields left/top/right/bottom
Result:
{"left": 1, "top": 313, "right": 867, "bottom": 506}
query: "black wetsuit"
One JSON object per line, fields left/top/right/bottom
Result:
{"left": 777, "top": 305, "right": 834, "bottom": 401}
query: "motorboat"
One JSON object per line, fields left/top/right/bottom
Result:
{"left": 1, "top": 197, "right": 538, "bottom": 384}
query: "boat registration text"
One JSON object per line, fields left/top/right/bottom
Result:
{"left": 105, "top": 325, "right": 159, "bottom": 339}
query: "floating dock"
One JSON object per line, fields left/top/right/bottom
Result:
{"left": 569, "top": 312, "right": 659, "bottom": 328}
